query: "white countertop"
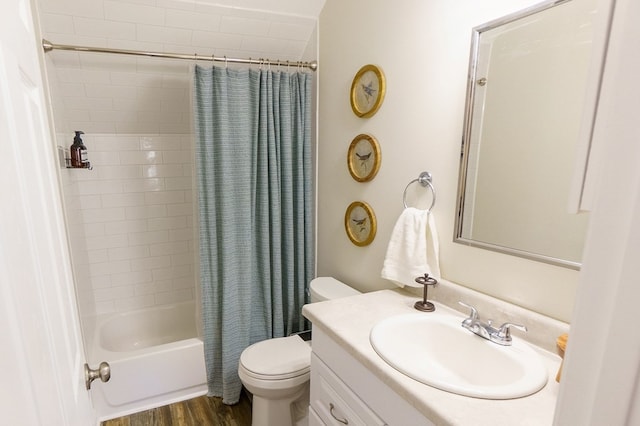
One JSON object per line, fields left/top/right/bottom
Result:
{"left": 302, "top": 289, "right": 562, "bottom": 426}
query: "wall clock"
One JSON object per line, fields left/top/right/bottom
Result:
{"left": 350, "top": 64, "right": 386, "bottom": 118}
{"left": 347, "top": 133, "right": 381, "bottom": 182}
{"left": 344, "top": 201, "right": 377, "bottom": 246}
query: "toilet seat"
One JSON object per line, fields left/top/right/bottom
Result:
{"left": 240, "top": 335, "right": 311, "bottom": 381}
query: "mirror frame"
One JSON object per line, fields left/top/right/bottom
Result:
{"left": 454, "top": 0, "right": 583, "bottom": 270}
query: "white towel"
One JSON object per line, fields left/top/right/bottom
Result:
{"left": 381, "top": 207, "right": 440, "bottom": 288}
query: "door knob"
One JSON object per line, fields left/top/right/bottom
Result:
{"left": 84, "top": 362, "right": 110, "bottom": 390}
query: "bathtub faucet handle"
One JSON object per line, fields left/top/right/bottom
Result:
{"left": 84, "top": 361, "right": 111, "bottom": 390}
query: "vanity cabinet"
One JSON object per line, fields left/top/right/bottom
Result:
{"left": 309, "top": 326, "right": 434, "bottom": 426}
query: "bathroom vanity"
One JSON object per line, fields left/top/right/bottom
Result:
{"left": 302, "top": 289, "right": 563, "bottom": 426}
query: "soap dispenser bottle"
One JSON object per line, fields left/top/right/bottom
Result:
{"left": 70, "top": 130, "right": 88, "bottom": 168}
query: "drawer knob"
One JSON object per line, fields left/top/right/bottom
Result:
{"left": 329, "top": 402, "right": 349, "bottom": 425}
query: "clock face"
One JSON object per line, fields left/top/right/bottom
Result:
{"left": 345, "top": 201, "right": 377, "bottom": 246}
{"left": 347, "top": 134, "right": 381, "bottom": 182}
{"left": 350, "top": 65, "right": 385, "bottom": 118}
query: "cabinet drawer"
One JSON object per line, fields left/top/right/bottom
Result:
{"left": 310, "top": 354, "right": 386, "bottom": 426}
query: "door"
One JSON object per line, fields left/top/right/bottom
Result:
{"left": 0, "top": 0, "right": 96, "bottom": 424}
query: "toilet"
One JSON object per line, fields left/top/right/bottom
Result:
{"left": 238, "top": 277, "right": 360, "bottom": 426}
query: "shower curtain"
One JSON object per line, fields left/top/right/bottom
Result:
{"left": 193, "top": 65, "right": 314, "bottom": 404}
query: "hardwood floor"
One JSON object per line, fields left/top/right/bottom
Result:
{"left": 102, "top": 392, "right": 252, "bottom": 426}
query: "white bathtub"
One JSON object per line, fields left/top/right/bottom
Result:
{"left": 89, "top": 301, "right": 207, "bottom": 421}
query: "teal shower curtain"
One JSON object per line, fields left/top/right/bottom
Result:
{"left": 193, "top": 65, "right": 314, "bottom": 404}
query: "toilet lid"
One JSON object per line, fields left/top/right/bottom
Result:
{"left": 240, "top": 335, "right": 311, "bottom": 380}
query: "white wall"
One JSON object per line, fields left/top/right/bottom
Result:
{"left": 317, "top": 0, "right": 584, "bottom": 322}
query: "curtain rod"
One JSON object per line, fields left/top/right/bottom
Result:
{"left": 41, "top": 39, "right": 318, "bottom": 72}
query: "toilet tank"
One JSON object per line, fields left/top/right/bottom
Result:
{"left": 309, "top": 277, "right": 360, "bottom": 303}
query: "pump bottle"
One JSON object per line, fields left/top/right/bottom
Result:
{"left": 70, "top": 131, "right": 88, "bottom": 168}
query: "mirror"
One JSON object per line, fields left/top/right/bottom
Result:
{"left": 455, "top": 0, "right": 597, "bottom": 269}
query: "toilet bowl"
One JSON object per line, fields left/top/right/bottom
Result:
{"left": 238, "top": 277, "right": 360, "bottom": 426}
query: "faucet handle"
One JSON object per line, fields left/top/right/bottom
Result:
{"left": 496, "top": 322, "right": 528, "bottom": 342}
{"left": 458, "top": 301, "right": 479, "bottom": 321}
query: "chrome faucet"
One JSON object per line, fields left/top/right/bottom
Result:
{"left": 458, "top": 301, "right": 527, "bottom": 346}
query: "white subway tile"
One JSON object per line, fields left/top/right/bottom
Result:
{"left": 82, "top": 207, "right": 126, "bottom": 223}
{"left": 142, "top": 164, "right": 184, "bottom": 178}
{"left": 162, "top": 150, "right": 191, "bottom": 164}
{"left": 95, "top": 301, "right": 116, "bottom": 315}
{"left": 125, "top": 204, "right": 168, "bottom": 220}
{"left": 108, "top": 245, "right": 150, "bottom": 261}
{"left": 85, "top": 84, "right": 138, "bottom": 100}
{"left": 87, "top": 248, "right": 109, "bottom": 264}
{"left": 158, "top": 122, "right": 190, "bottom": 134}
{"left": 140, "top": 135, "right": 182, "bottom": 150}
{"left": 116, "top": 122, "right": 160, "bottom": 134}
{"left": 101, "top": 192, "right": 145, "bottom": 207}
{"left": 173, "top": 276, "right": 195, "bottom": 289}
{"left": 89, "top": 151, "right": 121, "bottom": 165}
{"left": 106, "top": 38, "right": 165, "bottom": 53}
{"left": 144, "top": 190, "right": 185, "bottom": 205}
{"left": 128, "top": 230, "right": 169, "bottom": 245}
{"left": 122, "top": 177, "right": 166, "bottom": 193}
{"left": 63, "top": 95, "right": 113, "bottom": 110}
{"left": 149, "top": 240, "right": 188, "bottom": 256}
{"left": 165, "top": 9, "right": 221, "bottom": 31}
{"left": 158, "top": 0, "right": 196, "bottom": 11}
{"left": 171, "top": 252, "right": 194, "bottom": 266}
{"left": 77, "top": 180, "right": 124, "bottom": 196}
{"left": 130, "top": 255, "right": 172, "bottom": 271}
{"left": 94, "top": 285, "right": 135, "bottom": 302}
{"left": 110, "top": 269, "right": 153, "bottom": 285}
{"left": 154, "top": 288, "right": 193, "bottom": 305}
{"left": 68, "top": 121, "right": 118, "bottom": 134}
{"left": 241, "top": 35, "right": 287, "bottom": 54}
{"left": 269, "top": 21, "right": 314, "bottom": 41}
{"left": 164, "top": 176, "right": 192, "bottom": 191}
{"left": 166, "top": 202, "right": 193, "bottom": 216}
{"left": 73, "top": 17, "right": 137, "bottom": 40}
{"left": 137, "top": 24, "right": 192, "bottom": 45}
{"left": 151, "top": 264, "right": 191, "bottom": 280}
{"left": 119, "top": 150, "right": 163, "bottom": 165}
{"left": 91, "top": 274, "right": 112, "bottom": 289}
{"left": 91, "top": 135, "right": 141, "bottom": 151}
{"left": 90, "top": 259, "right": 131, "bottom": 276}
{"left": 84, "top": 222, "right": 106, "bottom": 237}
{"left": 191, "top": 30, "right": 242, "bottom": 50}
{"left": 79, "top": 194, "right": 102, "bottom": 209}
{"left": 39, "top": 0, "right": 105, "bottom": 19}
{"left": 104, "top": 0, "right": 165, "bottom": 26}
{"left": 104, "top": 219, "right": 148, "bottom": 235}
{"left": 96, "top": 165, "right": 142, "bottom": 180}
{"left": 134, "top": 282, "right": 157, "bottom": 295}
{"left": 79, "top": 53, "right": 138, "bottom": 73}
{"left": 41, "top": 13, "right": 75, "bottom": 34}
{"left": 59, "top": 82, "right": 86, "bottom": 97}
{"left": 115, "top": 295, "right": 155, "bottom": 311}
{"left": 147, "top": 215, "right": 186, "bottom": 231}
{"left": 86, "top": 233, "right": 129, "bottom": 250}
{"left": 220, "top": 15, "right": 270, "bottom": 37}
{"left": 168, "top": 228, "right": 194, "bottom": 242}
{"left": 153, "top": 279, "right": 174, "bottom": 292}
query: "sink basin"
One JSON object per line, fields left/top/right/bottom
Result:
{"left": 369, "top": 312, "right": 548, "bottom": 399}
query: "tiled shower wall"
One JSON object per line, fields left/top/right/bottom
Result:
{"left": 65, "top": 132, "right": 195, "bottom": 317}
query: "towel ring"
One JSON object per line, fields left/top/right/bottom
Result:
{"left": 403, "top": 171, "right": 436, "bottom": 212}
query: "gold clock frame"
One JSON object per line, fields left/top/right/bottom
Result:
{"left": 350, "top": 64, "right": 386, "bottom": 118}
{"left": 347, "top": 134, "right": 381, "bottom": 182}
{"left": 344, "top": 201, "right": 377, "bottom": 246}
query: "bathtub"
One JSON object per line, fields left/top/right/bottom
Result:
{"left": 89, "top": 301, "right": 207, "bottom": 421}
